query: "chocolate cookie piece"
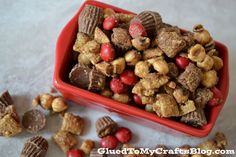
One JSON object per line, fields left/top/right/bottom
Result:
{"left": 79, "top": 5, "right": 104, "bottom": 36}
{"left": 20, "top": 136, "right": 48, "bottom": 157}
{"left": 180, "top": 108, "right": 207, "bottom": 127}
{"left": 96, "top": 116, "right": 118, "bottom": 138}
{"left": 111, "top": 28, "right": 132, "bottom": 52}
{"left": 0, "top": 90, "right": 13, "bottom": 113}
{"left": 88, "top": 69, "right": 106, "bottom": 93}
{"left": 69, "top": 64, "right": 92, "bottom": 89}
{"left": 22, "top": 109, "right": 46, "bottom": 133}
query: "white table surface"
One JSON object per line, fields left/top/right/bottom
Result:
{"left": 0, "top": 0, "right": 236, "bottom": 156}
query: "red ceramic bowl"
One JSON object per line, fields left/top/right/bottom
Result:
{"left": 53, "top": 0, "right": 229, "bottom": 137}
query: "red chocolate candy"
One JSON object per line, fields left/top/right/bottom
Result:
{"left": 120, "top": 70, "right": 138, "bottom": 86}
{"left": 175, "top": 56, "right": 190, "bottom": 70}
{"left": 129, "top": 22, "right": 147, "bottom": 38}
{"left": 110, "top": 78, "right": 128, "bottom": 94}
{"left": 133, "top": 94, "right": 143, "bottom": 106}
{"left": 100, "top": 43, "right": 115, "bottom": 62}
{"left": 103, "top": 16, "right": 118, "bottom": 31}
{"left": 115, "top": 127, "right": 132, "bottom": 143}
{"left": 208, "top": 87, "right": 223, "bottom": 107}
{"left": 100, "top": 135, "right": 118, "bottom": 149}
{"left": 67, "top": 149, "right": 84, "bottom": 157}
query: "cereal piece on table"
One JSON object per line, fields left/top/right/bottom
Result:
{"left": 155, "top": 27, "right": 186, "bottom": 58}
{"left": 20, "top": 136, "right": 48, "bottom": 157}
{"left": 111, "top": 28, "right": 132, "bottom": 52}
{"left": 188, "top": 44, "right": 206, "bottom": 62}
{"left": 94, "top": 27, "right": 110, "bottom": 44}
{"left": 61, "top": 112, "right": 84, "bottom": 135}
{"left": 22, "top": 109, "right": 46, "bottom": 134}
{"left": 73, "top": 32, "right": 91, "bottom": 52}
{"left": 0, "top": 105, "right": 20, "bottom": 123}
{"left": 177, "top": 145, "right": 191, "bottom": 157}
{"left": 52, "top": 97, "right": 68, "bottom": 113}
{"left": 95, "top": 61, "right": 113, "bottom": 76}
{"left": 88, "top": 68, "right": 106, "bottom": 93}
{"left": 193, "top": 24, "right": 212, "bottom": 46}
{"left": 53, "top": 130, "right": 78, "bottom": 153}
{"left": 80, "top": 139, "right": 95, "bottom": 155}
{"left": 214, "top": 132, "right": 227, "bottom": 149}
{"left": 0, "top": 114, "right": 22, "bottom": 137}
{"left": 134, "top": 61, "right": 151, "bottom": 78}
{"left": 179, "top": 100, "right": 196, "bottom": 116}
{"left": 167, "top": 62, "right": 179, "bottom": 78}
{"left": 39, "top": 93, "right": 54, "bottom": 110}
{"left": 153, "top": 94, "right": 180, "bottom": 117}
{"left": 124, "top": 50, "right": 142, "bottom": 66}
{"left": 201, "top": 70, "right": 218, "bottom": 88}
{"left": 140, "top": 73, "right": 169, "bottom": 90}
{"left": 178, "top": 63, "right": 202, "bottom": 92}
{"left": 131, "top": 36, "right": 150, "bottom": 51}
{"left": 180, "top": 109, "right": 207, "bottom": 127}
{"left": 194, "top": 88, "right": 213, "bottom": 108}
{"left": 212, "top": 56, "right": 223, "bottom": 71}
{"left": 80, "top": 40, "right": 100, "bottom": 54}
{"left": 32, "top": 95, "right": 40, "bottom": 107}
{"left": 197, "top": 55, "right": 214, "bottom": 71}
{"left": 111, "top": 57, "right": 126, "bottom": 74}
{"left": 173, "top": 86, "right": 189, "bottom": 104}
{"left": 152, "top": 59, "right": 169, "bottom": 75}
{"left": 197, "top": 140, "right": 220, "bottom": 157}
{"left": 143, "top": 47, "right": 163, "bottom": 60}
{"left": 96, "top": 116, "right": 118, "bottom": 138}
{"left": 112, "top": 93, "right": 130, "bottom": 104}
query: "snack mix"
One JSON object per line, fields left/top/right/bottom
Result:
{"left": 69, "top": 5, "right": 224, "bottom": 128}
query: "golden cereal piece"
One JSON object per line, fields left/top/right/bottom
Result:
{"left": 53, "top": 130, "right": 78, "bottom": 153}
{"left": 201, "top": 70, "right": 218, "bottom": 88}
{"left": 197, "top": 55, "right": 214, "bottom": 71}
{"left": 143, "top": 47, "right": 163, "bottom": 60}
{"left": 94, "top": 27, "right": 110, "bottom": 44}
{"left": 39, "top": 93, "right": 54, "bottom": 110}
{"left": 152, "top": 59, "right": 169, "bottom": 74}
{"left": 188, "top": 44, "right": 206, "bottom": 62}
{"left": 32, "top": 95, "right": 40, "bottom": 107}
{"left": 193, "top": 24, "right": 212, "bottom": 45}
{"left": 86, "top": 52, "right": 102, "bottom": 65}
{"left": 179, "top": 100, "right": 196, "bottom": 116}
{"left": 80, "top": 139, "right": 95, "bottom": 155}
{"left": 0, "top": 114, "right": 22, "bottom": 137}
{"left": 140, "top": 73, "right": 169, "bottom": 90}
{"left": 212, "top": 56, "right": 223, "bottom": 71}
{"left": 73, "top": 32, "right": 90, "bottom": 52}
{"left": 141, "top": 96, "right": 155, "bottom": 105}
{"left": 78, "top": 53, "right": 91, "bottom": 65}
{"left": 112, "top": 93, "right": 130, "bottom": 104}
{"left": 135, "top": 61, "right": 150, "bottom": 78}
{"left": 111, "top": 57, "right": 126, "bottom": 74}
{"left": 80, "top": 40, "right": 100, "bottom": 54}
{"left": 124, "top": 50, "right": 142, "bottom": 66}
{"left": 95, "top": 61, "right": 113, "bottom": 76}
{"left": 104, "top": 8, "right": 116, "bottom": 18}
{"left": 131, "top": 37, "right": 150, "bottom": 51}
{"left": 100, "top": 88, "right": 113, "bottom": 98}
{"left": 116, "top": 13, "right": 134, "bottom": 23}
{"left": 61, "top": 113, "right": 84, "bottom": 135}
{"left": 51, "top": 97, "right": 68, "bottom": 113}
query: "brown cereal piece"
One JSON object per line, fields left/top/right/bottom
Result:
{"left": 135, "top": 61, "right": 151, "bottom": 78}
{"left": 0, "top": 114, "right": 22, "bottom": 137}
{"left": 22, "top": 109, "right": 46, "bottom": 134}
{"left": 153, "top": 94, "right": 180, "bottom": 117}
{"left": 212, "top": 56, "right": 223, "bottom": 71}
{"left": 80, "top": 40, "right": 100, "bottom": 54}
{"left": 140, "top": 73, "right": 169, "bottom": 90}
{"left": 94, "top": 27, "right": 110, "bottom": 44}
{"left": 132, "top": 82, "right": 145, "bottom": 96}
{"left": 78, "top": 53, "right": 91, "bottom": 65}
{"left": 79, "top": 5, "right": 104, "bottom": 36}
{"left": 201, "top": 70, "right": 218, "bottom": 88}
{"left": 61, "top": 112, "right": 84, "bottom": 135}
{"left": 20, "top": 136, "right": 48, "bottom": 157}
{"left": 73, "top": 32, "right": 91, "bottom": 53}
{"left": 197, "top": 140, "right": 220, "bottom": 157}
{"left": 131, "top": 36, "right": 150, "bottom": 51}
{"left": 188, "top": 44, "right": 206, "bottom": 62}
{"left": 173, "top": 86, "right": 189, "bottom": 104}
{"left": 194, "top": 88, "right": 213, "bottom": 108}
{"left": 52, "top": 97, "right": 68, "bottom": 113}
{"left": 112, "top": 93, "right": 130, "bottom": 104}
{"left": 155, "top": 28, "right": 186, "bottom": 58}
{"left": 86, "top": 52, "right": 102, "bottom": 65}
{"left": 167, "top": 62, "right": 179, "bottom": 78}
{"left": 197, "top": 55, "right": 214, "bottom": 71}
{"left": 80, "top": 139, "right": 95, "bottom": 155}
{"left": 95, "top": 61, "right": 113, "bottom": 76}
{"left": 182, "top": 31, "right": 195, "bottom": 50}
{"left": 141, "top": 96, "right": 155, "bottom": 105}
{"left": 96, "top": 116, "right": 118, "bottom": 138}
{"left": 193, "top": 24, "right": 212, "bottom": 46}
{"left": 179, "top": 100, "right": 196, "bottom": 116}
{"left": 181, "top": 109, "right": 207, "bottom": 127}
{"left": 53, "top": 130, "right": 78, "bottom": 153}
{"left": 69, "top": 64, "right": 92, "bottom": 89}
{"left": 152, "top": 59, "right": 169, "bottom": 75}
{"left": 39, "top": 93, "right": 54, "bottom": 110}
{"left": 143, "top": 47, "right": 163, "bottom": 60}
{"left": 214, "top": 132, "right": 227, "bottom": 149}
{"left": 100, "top": 89, "right": 113, "bottom": 98}
{"left": 0, "top": 105, "right": 20, "bottom": 123}
{"left": 111, "top": 57, "right": 126, "bottom": 74}
{"left": 125, "top": 50, "right": 142, "bottom": 66}
{"left": 111, "top": 28, "right": 132, "bottom": 52}
{"left": 178, "top": 63, "right": 202, "bottom": 92}
{"left": 142, "top": 89, "right": 156, "bottom": 97}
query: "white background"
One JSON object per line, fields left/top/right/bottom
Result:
{"left": 0, "top": 0, "right": 235, "bottom": 156}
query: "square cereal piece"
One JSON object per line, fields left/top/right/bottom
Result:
{"left": 61, "top": 113, "right": 84, "bottom": 135}
{"left": 53, "top": 130, "right": 78, "bottom": 153}
{"left": 0, "top": 114, "right": 22, "bottom": 137}
{"left": 179, "top": 100, "right": 196, "bottom": 116}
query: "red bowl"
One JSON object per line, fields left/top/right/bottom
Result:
{"left": 53, "top": 0, "right": 229, "bottom": 137}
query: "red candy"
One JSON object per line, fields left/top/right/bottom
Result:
{"left": 208, "top": 87, "right": 223, "bottom": 107}
{"left": 100, "top": 135, "right": 118, "bottom": 149}
{"left": 175, "top": 56, "right": 190, "bottom": 70}
{"left": 120, "top": 70, "right": 138, "bottom": 86}
{"left": 133, "top": 94, "right": 143, "bottom": 106}
{"left": 67, "top": 149, "right": 84, "bottom": 157}
{"left": 100, "top": 43, "right": 115, "bottom": 62}
{"left": 110, "top": 78, "right": 128, "bottom": 94}
{"left": 129, "top": 22, "right": 147, "bottom": 38}
{"left": 103, "top": 16, "right": 118, "bottom": 31}
{"left": 115, "top": 127, "right": 132, "bottom": 143}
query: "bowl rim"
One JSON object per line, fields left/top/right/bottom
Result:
{"left": 53, "top": 0, "right": 229, "bottom": 137}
